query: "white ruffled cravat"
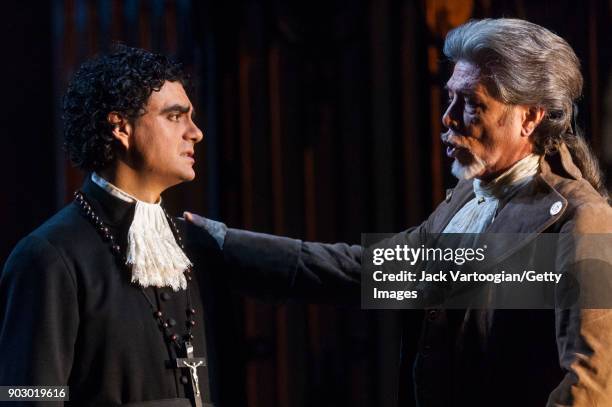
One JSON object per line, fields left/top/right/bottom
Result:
{"left": 443, "top": 154, "right": 541, "bottom": 233}
{"left": 91, "top": 173, "right": 191, "bottom": 291}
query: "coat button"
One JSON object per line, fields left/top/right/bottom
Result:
{"left": 180, "top": 375, "right": 189, "bottom": 385}
{"left": 550, "top": 201, "right": 563, "bottom": 215}
{"left": 167, "top": 318, "right": 177, "bottom": 327}
{"left": 427, "top": 309, "right": 439, "bottom": 321}
{"left": 161, "top": 292, "right": 171, "bottom": 301}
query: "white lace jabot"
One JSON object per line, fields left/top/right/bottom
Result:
{"left": 91, "top": 173, "right": 192, "bottom": 291}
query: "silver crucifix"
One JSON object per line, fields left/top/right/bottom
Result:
{"left": 175, "top": 341, "right": 207, "bottom": 407}
{"left": 183, "top": 360, "right": 204, "bottom": 396}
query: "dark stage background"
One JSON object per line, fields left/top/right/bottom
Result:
{"left": 2, "top": 1, "right": 610, "bottom": 406}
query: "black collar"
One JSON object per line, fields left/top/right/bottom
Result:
{"left": 80, "top": 174, "right": 136, "bottom": 228}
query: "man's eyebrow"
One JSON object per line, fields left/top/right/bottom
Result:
{"left": 444, "top": 83, "right": 477, "bottom": 96}
{"left": 160, "top": 104, "right": 191, "bottom": 114}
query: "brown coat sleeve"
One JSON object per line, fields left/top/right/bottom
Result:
{"left": 548, "top": 201, "right": 612, "bottom": 406}
{"left": 221, "top": 226, "right": 424, "bottom": 304}
{"left": 222, "top": 228, "right": 361, "bottom": 303}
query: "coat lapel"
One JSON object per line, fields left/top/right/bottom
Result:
{"left": 476, "top": 156, "right": 570, "bottom": 268}
{"left": 432, "top": 180, "right": 475, "bottom": 232}
{"left": 431, "top": 154, "right": 574, "bottom": 269}
{"left": 485, "top": 175, "right": 566, "bottom": 234}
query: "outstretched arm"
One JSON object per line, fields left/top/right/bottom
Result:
{"left": 184, "top": 212, "right": 422, "bottom": 305}
{"left": 184, "top": 212, "right": 362, "bottom": 304}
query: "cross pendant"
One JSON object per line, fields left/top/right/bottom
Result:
{"left": 175, "top": 341, "right": 207, "bottom": 407}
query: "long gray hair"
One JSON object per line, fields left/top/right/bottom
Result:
{"left": 443, "top": 18, "right": 607, "bottom": 199}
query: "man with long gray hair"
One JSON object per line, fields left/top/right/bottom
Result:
{"left": 187, "top": 18, "right": 612, "bottom": 405}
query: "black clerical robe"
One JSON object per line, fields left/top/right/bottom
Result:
{"left": 0, "top": 178, "right": 300, "bottom": 407}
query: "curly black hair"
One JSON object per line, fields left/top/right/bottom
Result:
{"left": 62, "top": 44, "right": 190, "bottom": 172}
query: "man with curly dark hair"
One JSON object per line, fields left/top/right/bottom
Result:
{"left": 62, "top": 45, "right": 191, "bottom": 174}
{"left": 0, "top": 45, "right": 243, "bottom": 407}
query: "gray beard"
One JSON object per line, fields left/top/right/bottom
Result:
{"left": 451, "top": 154, "right": 487, "bottom": 180}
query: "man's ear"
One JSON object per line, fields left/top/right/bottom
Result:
{"left": 520, "top": 105, "right": 546, "bottom": 137}
{"left": 107, "top": 112, "right": 132, "bottom": 150}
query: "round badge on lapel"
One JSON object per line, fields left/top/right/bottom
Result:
{"left": 550, "top": 201, "right": 563, "bottom": 216}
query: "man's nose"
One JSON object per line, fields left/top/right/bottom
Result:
{"left": 186, "top": 121, "right": 204, "bottom": 144}
{"left": 442, "top": 100, "right": 460, "bottom": 130}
